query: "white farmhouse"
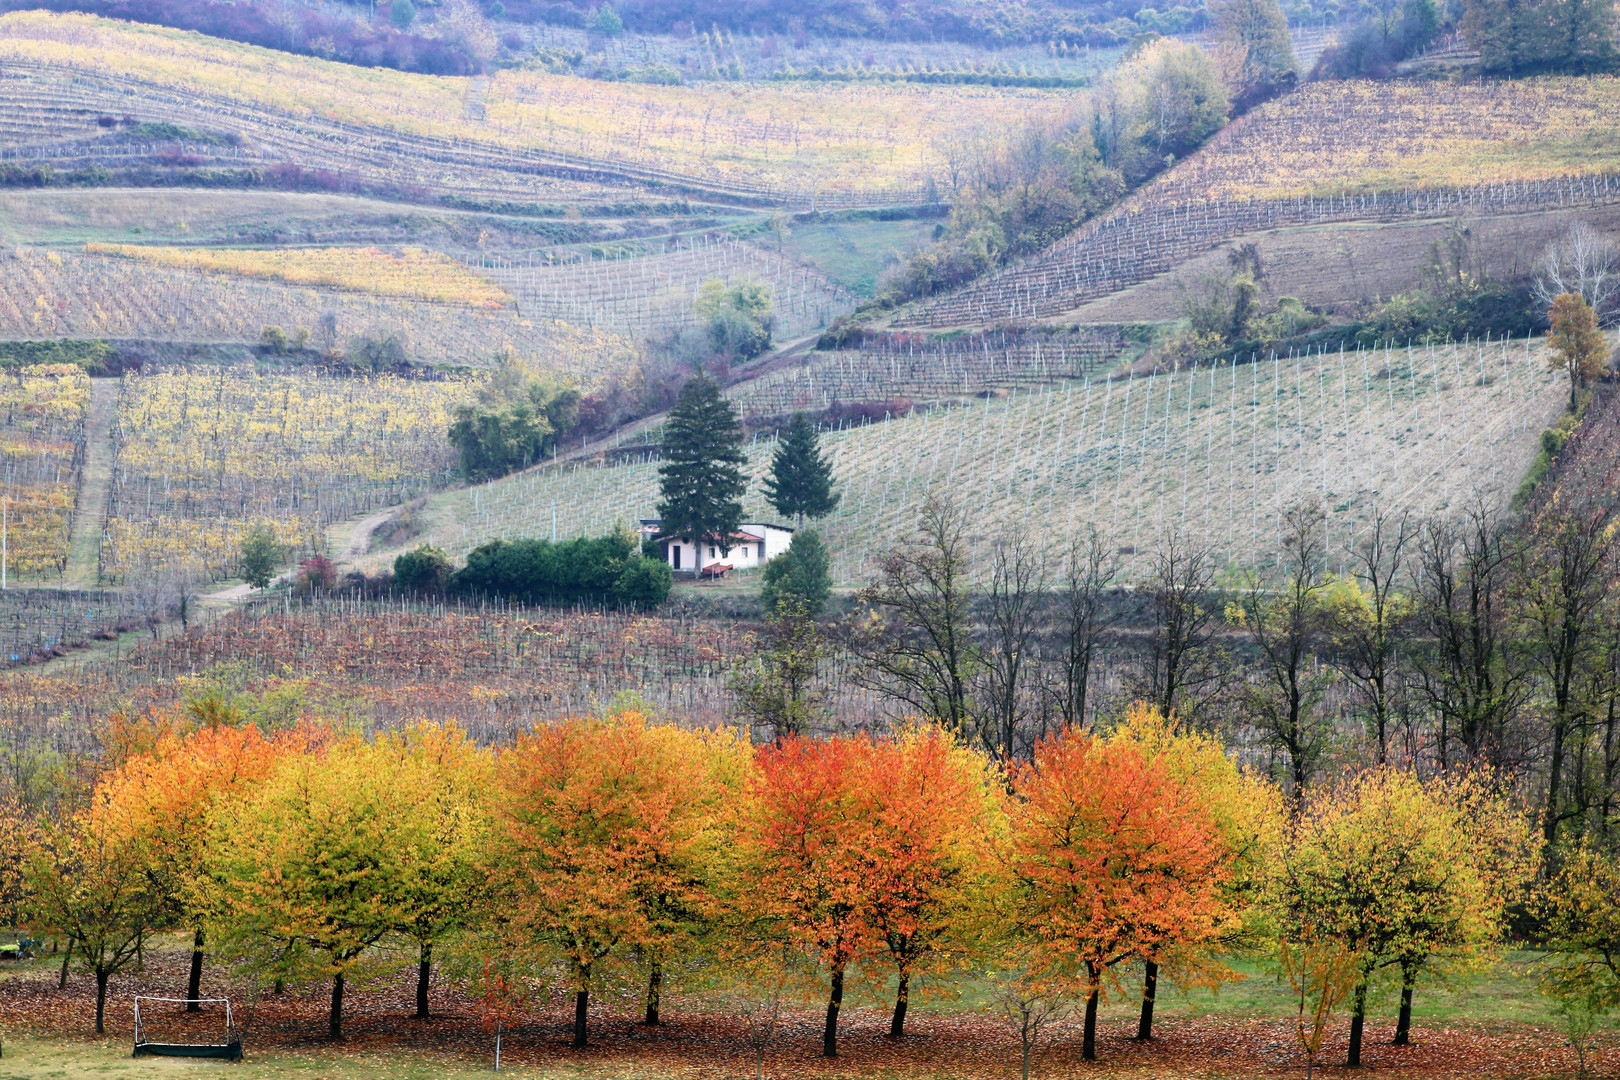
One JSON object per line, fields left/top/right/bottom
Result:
{"left": 639, "top": 519, "right": 794, "bottom": 577}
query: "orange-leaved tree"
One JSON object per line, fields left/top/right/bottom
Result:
{"left": 742, "top": 734, "right": 877, "bottom": 1059}
{"left": 1107, "top": 703, "right": 1283, "bottom": 1041}
{"left": 1006, "top": 725, "right": 1234, "bottom": 1060}
{"left": 95, "top": 721, "right": 299, "bottom": 1009}
{"left": 855, "top": 724, "right": 998, "bottom": 1038}
{"left": 1547, "top": 291, "right": 1609, "bottom": 409}
{"left": 483, "top": 711, "right": 742, "bottom": 1048}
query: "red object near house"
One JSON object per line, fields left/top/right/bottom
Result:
{"left": 700, "top": 562, "right": 733, "bottom": 579}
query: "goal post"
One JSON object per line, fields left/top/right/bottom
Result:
{"left": 132, "top": 997, "right": 242, "bottom": 1061}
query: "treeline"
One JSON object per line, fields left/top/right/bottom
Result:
{"left": 13, "top": 703, "right": 1600, "bottom": 1075}
{"left": 1313, "top": 0, "right": 1617, "bottom": 77}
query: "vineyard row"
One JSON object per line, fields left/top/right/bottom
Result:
{"left": 901, "top": 172, "right": 1620, "bottom": 327}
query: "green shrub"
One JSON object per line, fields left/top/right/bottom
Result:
{"left": 394, "top": 544, "right": 452, "bottom": 594}
{"left": 452, "top": 529, "right": 667, "bottom": 609}
{"left": 614, "top": 557, "right": 673, "bottom": 610}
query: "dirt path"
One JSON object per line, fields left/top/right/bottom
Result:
{"left": 334, "top": 507, "right": 399, "bottom": 563}
{"left": 62, "top": 378, "right": 117, "bottom": 589}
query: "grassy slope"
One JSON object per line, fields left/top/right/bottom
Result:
{"left": 779, "top": 217, "right": 938, "bottom": 297}
{"left": 371, "top": 338, "right": 1566, "bottom": 585}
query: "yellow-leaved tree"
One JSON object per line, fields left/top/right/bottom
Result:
{"left": 206, "top": 728, "right": 482, "bottom": 1040}
{"left": 1265, "top": 768, "right": 1537, "bottom": 1068}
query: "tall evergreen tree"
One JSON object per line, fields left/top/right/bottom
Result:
{"left": 761, "top": 413, "right": 840, "bottom": 527}
{"left": 657, "top": 375, "right": 747, "bottom": 553}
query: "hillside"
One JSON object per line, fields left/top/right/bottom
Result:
{"left": 0, "top": 11, "right": 1082, "bottom": 205}
{"left": 371, "top": 336, "right": 1566, "bottom": 584}
{"left": 896, "top": 76, "right": 1620, "bottom": 329}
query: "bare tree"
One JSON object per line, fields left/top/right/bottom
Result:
{"left": 1051, "top": 527, "right": 1120, "bottom": 731}
{"left": 1327, "top": 510, "right": 1416, "bottom": 764}
{"left": 1132, "top": 532, "right": 1225, "bottom": 724}
{"left": 1534, "top": 223, "right": 1620, "bottom": 327}
{"left": 977, "top": 532, "right": 1049, "bottom": 761}
{"left": 1232, "top": 503, "right": 1335, "bottom": 797}
{"left": 992, "top": 974, "right": 1072, "bottom": 1080}
{"left": 850, "top": 491, "right": 979, "bottom": 740}
{"left": 1511, "top": 493, "right": 1617, "bottom": 848}
{"left": 1410, "top": 506, "right": 1527, "bottom": 771}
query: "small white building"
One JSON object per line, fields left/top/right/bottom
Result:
{"left": 640, "top": 519, "right": 794, "bottom": 577}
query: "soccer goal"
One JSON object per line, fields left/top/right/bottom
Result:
{"left": 131, "top": 997, "right": 242, "bottom": 1060}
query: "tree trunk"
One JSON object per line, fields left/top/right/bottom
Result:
{"left": 1347, "top": 978, "right": 1367, "bottom": 1067}
{"left": 415, "top": 940, "right": 432, "bottom": 1020}
{"left": 1082, "top": 984, "right": 1099, "bottom": 1060}
{"left": 823, "top": 966, "right": 844, "bottom": 1058}
{"left": 58, "top": 939, "right": 72, "bottom": 990}
{"left": 95, "top": 969, "right": 109, "bottom": 1034}
{"left": 329, "top": 970, "right": 345, "bottom": 1041}
{"left": 573, "top": 987, "right": 589, "bottom": 1049}
{"left": 888, "top": 971, "right": 909, "bottom": 1037}
{"left": 1137, "top": 959, "right": 1158, "bottom": 1040}
{"left": 644, "top": 961, "right": 661, "bottom": 1025}
{"left": 1393, "top": 960, "right": 1416, "bottom": 1045}
{"left": 186, "top": 928, "right": 204, "bottom": 1011}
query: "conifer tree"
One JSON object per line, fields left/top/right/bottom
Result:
{"left": 760, "top": 529, "right": 833, "bottom": 618}
{"left": 762, "top": 414, "right": 840, "bottom": 527}
{"left": 658, "top": 375, "right": 747, "bottom": 552}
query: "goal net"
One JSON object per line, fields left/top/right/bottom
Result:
{"left": 132, "top": 997, "right": 242, "bottom": 1060}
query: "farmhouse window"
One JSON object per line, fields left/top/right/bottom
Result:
{"left": 758, "top": 543, "right": 765, "bottom": 558}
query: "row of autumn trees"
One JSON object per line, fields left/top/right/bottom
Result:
{"left": 7, "top": 703, "right": 1590, "bottom": 1075}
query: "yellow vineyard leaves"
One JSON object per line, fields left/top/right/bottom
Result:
{"left": 84, "top": 244, "right": 512, "bottom": 309}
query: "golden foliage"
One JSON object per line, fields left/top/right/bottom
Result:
{"left": 84, "top": 244, "right": 511, "bottom": 308}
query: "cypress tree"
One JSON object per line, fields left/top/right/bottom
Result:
{"left": 657, "top": 375, "right": 747, "bottom": 553}
{"left": 761, "top": 413, "right": 840, "bottom": 527}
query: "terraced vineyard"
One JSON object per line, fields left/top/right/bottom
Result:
{"left": 411, "top": 338, "right": 1566, "bottom": 584}
{"left": 0, "top": 12, "right": 1078, "bottom": 205}
{"left": 0, "top": 247, "right": 643, "bottom": 375}
{"left": 478, "top": 236, "right": 855, "bottom": 340}
{"left": 0, "top": 364, "right": 88, "bottom": 580}
{"left": 900, "top": 77, "right": 1620, "bottom": 328}
{"left": 102, "top": 366, "right": 476, "bottom": 583}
